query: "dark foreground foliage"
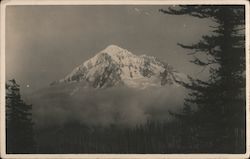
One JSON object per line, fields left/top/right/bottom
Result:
{"left": 159, "top": 5, "right": 246, "bottom": 154}
{"left": 35, "top": 120, "right": 245, "bottom": 154}
{"left": 6, "top": 79, "right": 36, "bottom": 153}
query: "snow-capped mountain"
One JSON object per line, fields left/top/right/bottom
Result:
{"left": 51, "top": 45, "right": 188, "bottom": 88}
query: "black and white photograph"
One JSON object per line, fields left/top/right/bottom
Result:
{"left": 0, "top": 0, "right": 249, "bottom": 158}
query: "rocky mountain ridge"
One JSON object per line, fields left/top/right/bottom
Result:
{"left": 51, "top": 45, "right": 187, "bottom": 89}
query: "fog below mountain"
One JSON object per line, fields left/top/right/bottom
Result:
{"left": 26, "top": 83, "right": 187, "bottom": 128}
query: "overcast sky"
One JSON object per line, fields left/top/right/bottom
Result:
{"left": 6, "top": 5, "right": 214, "bottom": 93}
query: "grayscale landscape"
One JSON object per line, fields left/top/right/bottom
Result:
{"left": 5, "top": 5, "right": 246, "bottom": 154}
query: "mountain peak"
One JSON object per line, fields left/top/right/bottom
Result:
{"left": 103, "top": 44, "right": 123, "bottom": 51}
{"left": 101, "top": 44, "right": 133, "bottom": 56}
{"left": 52, "top": 45, "right": 188, "bottom": 88}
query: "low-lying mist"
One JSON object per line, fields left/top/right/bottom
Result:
{"left": 27, "top": 83, "right": 187, "bottom": 128}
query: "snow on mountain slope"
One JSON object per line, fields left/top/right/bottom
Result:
{"left": 51, "top": 45, "right": 188, "bottom": 88}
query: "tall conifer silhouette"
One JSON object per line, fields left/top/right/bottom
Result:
{"left": 160, "top": 5, "right": 246, "bottom": 152}
{"left": 6, "top": 79, "right": 35, "bottom": 153}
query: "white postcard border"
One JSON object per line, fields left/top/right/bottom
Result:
{"left": 0, "top": 0, "right": 249, "bottom": 159}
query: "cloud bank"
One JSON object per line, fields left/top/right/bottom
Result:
{"left": 28, "top": 84, "right": 187, "bottom": 128}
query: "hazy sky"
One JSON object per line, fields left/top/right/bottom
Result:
{"left": 6, "top": 5, "right": 214, "bottom": 93}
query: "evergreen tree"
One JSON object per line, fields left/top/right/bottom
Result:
{"left": 6, "top": 79, "right": 35, "bottom": 153}
{"left": 160, "top": 5, "right": 246, "bottom": 152}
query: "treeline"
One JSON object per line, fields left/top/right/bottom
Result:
{"left": 34, "top": 120, "right": 244, "bottom": 154}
